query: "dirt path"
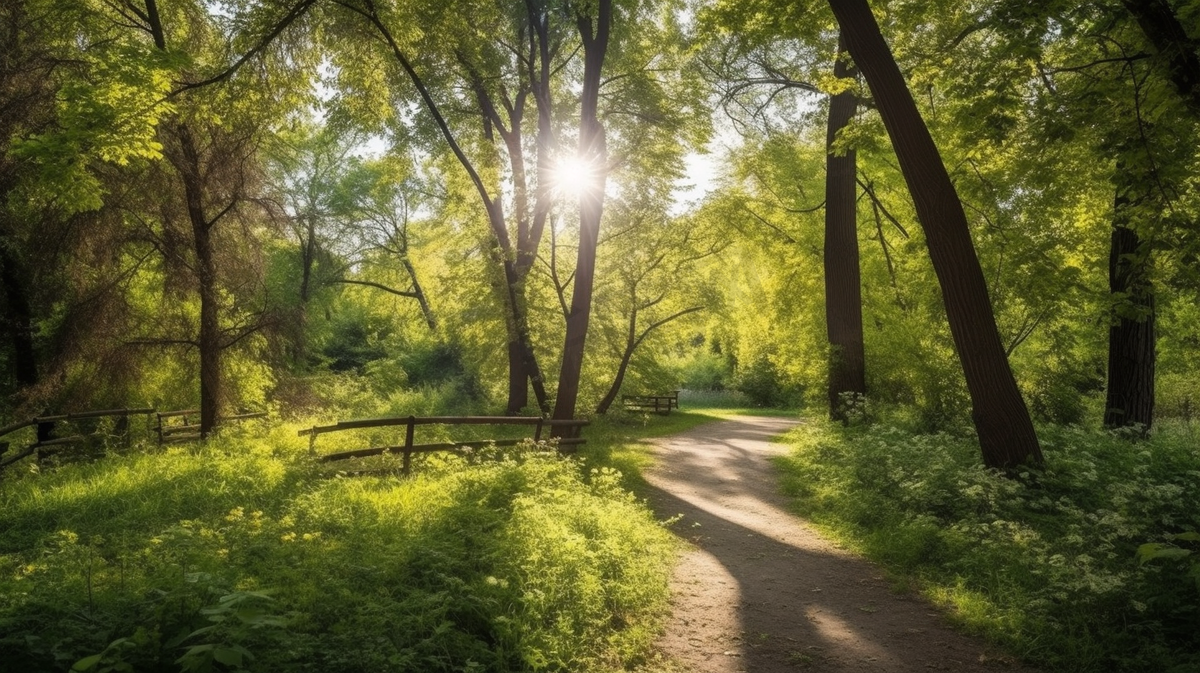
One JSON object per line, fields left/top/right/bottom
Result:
{"left": 644, "top": 415, "right": 1032, "bottom": 673}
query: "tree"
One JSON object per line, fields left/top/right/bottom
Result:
{"left": 827, "top": 0, "right": 1043, "bottom": 468}
{"left": 321, "top": 0, "right": 563, "bottom": 414}
{"left": 823, "top": 33, "right": 866, "bottom": 422}
{"left": 591, "top": 204, "right": 715, "bottom": 414}
{"left": 550, "top": 0, "right": 613, "bottom": 426}
{"left": 0, "top": 0, "right": 176, "bottom": 418}
{"left": 336, "top": 154, "right": 439, "bottom": 332}
{"left": 121, "top": 0, "right": 313, "bottom": 436}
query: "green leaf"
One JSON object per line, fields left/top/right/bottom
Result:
{"left": 212, "top": 647, "right": 243, "bottom": 667}
{"left": 71, "top": 654, "right": 103, "bottom": 672}
{"left": 1137, "top": 543, "right": 1192, "bottom": 563}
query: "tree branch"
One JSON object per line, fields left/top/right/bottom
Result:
{"left": 331, "top": 278, "right": 419, "bottom": 298}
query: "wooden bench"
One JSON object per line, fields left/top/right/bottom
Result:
{"left": 622, "top": 391, "right": 680, "bottom": 415}
{"left": 156, "top": 410, "right": 268, "bottom": 444}
{"left": 298, "top": 415, "right": 589, "bottom": 474}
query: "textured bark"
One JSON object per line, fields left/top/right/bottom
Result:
{"left": 174, "top": 125, "right": 222, "bottom": 439}
{"left": 1104, "top": 195, "right": 1155, "bottom": 432}
{"left": 552, "top": 0, "right": 612, "bottom": 428}
{"left": 828, "top": 0, "right": 1042, "bottom": 468}
{"left": 824, "top": 33, "right": 866, "bottom": 423}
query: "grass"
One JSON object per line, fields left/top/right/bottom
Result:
{"left": 772, "top": 416, "right": 1200, "bottom": 673}
{"left": 0, "top": 408, "right": 713, "bottom": 673}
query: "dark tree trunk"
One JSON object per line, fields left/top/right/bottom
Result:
{"left": 824, "top": 32, "right": 866, "bottom": 423}
{"left": 299, "top": 223, "right": 315, "bottom": 304}
{"left": 498, "top": 254, "right": 548, "bottom": 415}
{"left": 1122, "top": 0, "right": 1200, "bottom": 115}
{"left": 0, "top": 246, "right": 37, "bottom": 390}
{"left": 552, "top": 0, "right": 612, "bottom": 429}
{"left": 827, "top": 0, "right": 1042, "bottom": 468}
{"left": 506, "top": 339, "right": 530, "bottom": 414}
{"left": 293, "top": 222, "right": 317, "bottom": 366}
{"left": 175, "top": 125, "right": 222, "bottom": 439}
{"left": 1104, "top": 194, "right": 1155, "bottom": 432}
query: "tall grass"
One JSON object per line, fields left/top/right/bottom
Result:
{"left": 0, "top": 419, "right": 678, "bottom": 672}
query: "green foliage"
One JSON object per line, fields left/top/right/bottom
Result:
{"left": 673, "top": 348, "right": 731, "bottom": 392}
{"left": 0, "top": 428, "right": 676, "bottom": 672}
{"left": 774, "top": 419, "right": 1200, "bottom": 672}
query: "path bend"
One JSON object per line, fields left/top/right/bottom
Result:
{"left": 645, "top": 415, "right": 1032, "bottom": 673}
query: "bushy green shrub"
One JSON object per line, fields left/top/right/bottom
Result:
{"left": 731, "top": 351, "right": 800, "bottom": 407}
{"left": 774, "top": 420, "right": 1200, "bottom": 672}
{"left": 675, "top": 351, "right": 730, "bottom": 391}
{"left": 0, "top": 434, "right": 675, "bottom": 672}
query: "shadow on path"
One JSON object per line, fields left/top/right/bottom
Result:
{"left": 645, "top": 416, "right": 1033, "bottom": 673}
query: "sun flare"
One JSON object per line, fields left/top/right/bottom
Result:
{"left": 550, "top": 154, "right": 599, "bottom": 198}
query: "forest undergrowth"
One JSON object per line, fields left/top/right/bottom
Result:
{"left": 775, "top": 415, "right": 1200, "bottom": 673}
{"left": 0, "top": 395, "right": 725, "bottom": 673}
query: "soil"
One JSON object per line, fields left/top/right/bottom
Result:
{"left": 643, "top": 415, "right": 1035, "bottom": 673}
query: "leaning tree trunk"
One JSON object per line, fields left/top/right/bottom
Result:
{"left": 551, "top": 0, "right": 612, "bottom": 429}
{"left": 595, "top": 307, "right": 639, "bottom": 415}
{"left": 824, "top": 32, "right": 866, "bottom": 423}
{"left": 827, "top": 0, "right": 1042, "bottom": 468}
{"left": 1104, "top": 192, "right": 1155, "bottom": 432}
{"left": 400, "top": 257, "right": 437, "bottom": 331}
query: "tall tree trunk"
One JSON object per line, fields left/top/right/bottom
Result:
{"left": 827, "top": 0, "right": 1042, "bottom": 468}
{"left": 824, "top": 32, "right": 866, "bottom": 423}
{"left": 506, "top": 339, "right": 530, "bottom": 414}
{"left": 1104, "top": 192, "right": 1156, "bottom": 432}
{"left": 293, "top": 221, "right": 317, "bottom": 366}
{"left": 175, "top": 125, "right": 222, "bottom": 439}
{"left": 0, "top": 246, "right": 37, "bottom": 390}
{"left": 552, "top": 0, "right": 612, "bottom": 428}
{"left": 498, "top": 250, "right": 549, "bottom": 415}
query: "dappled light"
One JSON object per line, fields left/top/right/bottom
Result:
{"left": 3, "top": 0, "right": 1200, "bottom": 670}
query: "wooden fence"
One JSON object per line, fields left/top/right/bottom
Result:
{"left": 0, "top": 408, "right": 155, "bottom": 469}
{"left": 0, "top": 408, "right": 589, "bottom": 477}
{"left": 299, "top": 415, "right": 589, "bottom": 474}
{"left": 156, "top": 410, "right": 268, "bottom": 445}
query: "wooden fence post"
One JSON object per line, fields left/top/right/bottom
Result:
{"left": 403, "top": 416, "right": 415, "bottom": 475}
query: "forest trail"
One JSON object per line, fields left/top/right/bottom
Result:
{"left": 644, "top": 415, "right": 1034, "bottom": 673}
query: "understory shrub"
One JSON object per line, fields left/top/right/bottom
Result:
{"left": 0, "top": 435, "right": 675, "bottom": 672}
{"left": 774, "top": 420, "right": 1200, "bottom": 672}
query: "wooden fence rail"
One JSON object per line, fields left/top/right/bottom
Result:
{"left": 299, "top": 415, "right": 590, "bottom": 474}
{"left": 0, "top": 408, "right": 267, "bottom": 470}
{"left": 0, "top": 408, "right": 157, "bottom": 469}
{"left": 155, "top": 410, "right": 267, "bottom": 445}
